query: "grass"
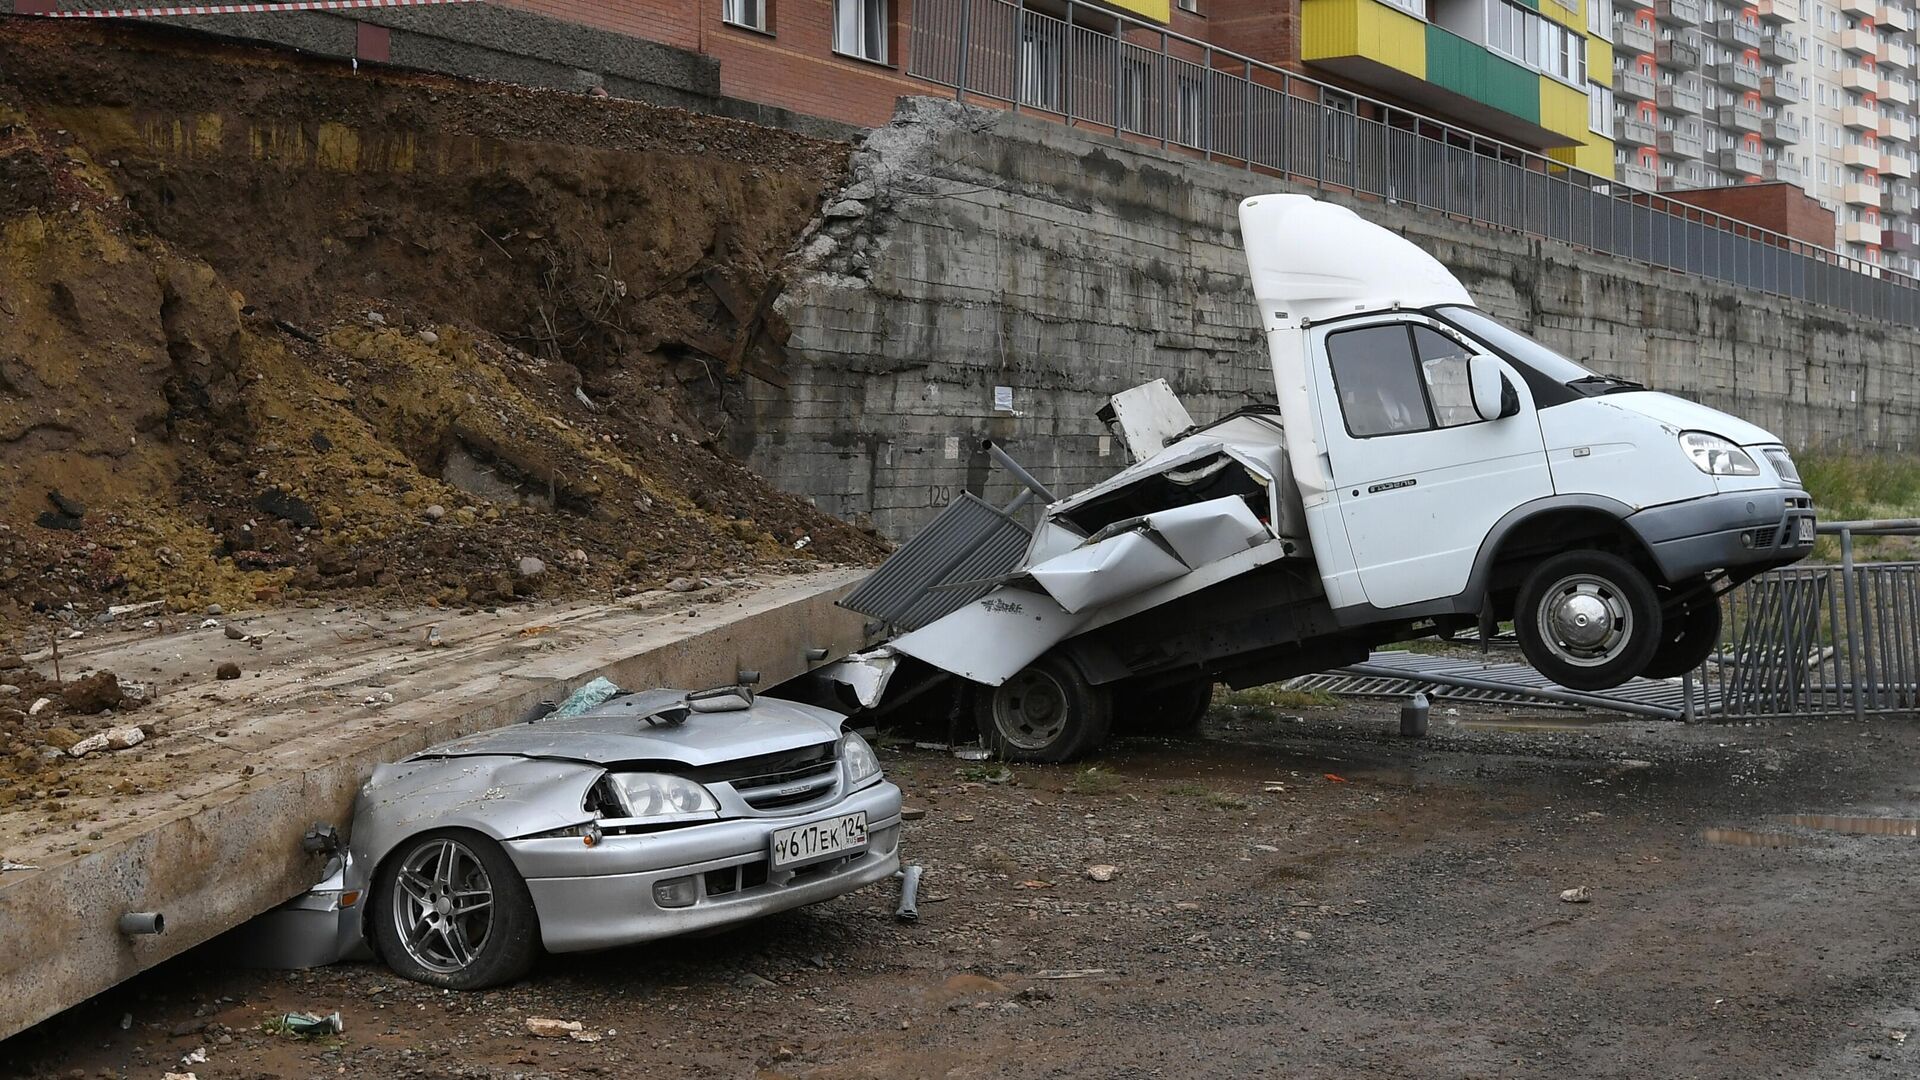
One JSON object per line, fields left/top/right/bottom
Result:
{"left": 1068, "top": 766, "right": 1123, "bottom": 795}
{"left": 1165, "top": 781, "right": 1209, "bottom": 797}
{"left": 1215, "top": 684, "right": 1338, "bottom": 711}
{"left": 1793, "top": 449, "right": 1920, "bottom": 561}
{"left": 1164, "top": 780, "right": 1250, "bottom": 809}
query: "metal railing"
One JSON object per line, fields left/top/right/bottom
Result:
{"left": 1689, "top": 520, "right": 1920, "bottom": 720}
{"left": 906, "top": 0, "right": 1920, "bottom": 327}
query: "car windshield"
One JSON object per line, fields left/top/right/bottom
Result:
{"left": 1434, "top": 305, "right": 1616, "bottom": 388}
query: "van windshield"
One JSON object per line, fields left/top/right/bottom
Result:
{"left": 1433, "top": 305, "right": 1616, "bottom": 388}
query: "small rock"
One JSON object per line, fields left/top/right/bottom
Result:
{"left": 1086, "top": 864, "right": 1118, "bottom": 883}
{"left": 0, "top": 685, "right": 16, "bottom": 696}
{"left": 69, "top": 725, "right": 145, "bottom": 758}
{"left": 423, "top": 504, "right": 447, "bottom": 522}
{"left": 216, "top": 662, "right": 242, "bottom": 681}
{"left": 1293, "top": 929, "right": 1314, "bottom": 941}
{"left": 27, "top": 697, "right": 51, "bottom": 716}
{"left": 565, "top": 548, "right": 589, "bottom": 567}
{"left": 224, "top": 626, "right": 244, "bottom": 641}
{"left": 1559, "top": 886, "right": 1592, "bottom": 904}
{"left": 365, "top": 311, "right": 386, "bottom": 326}
{"left": 900, "top": 806, "right": 927, "bottom": 821}
{"left": 205, "top": 604, "right": 223, "bottom": 616}
{"left": 517, "top": 556, "right": 546, "bottom": 579}
{"left": 524, "top": 1017, "right": 583, "bottom": 1039}
{"left": 417, "top": 329, "right": 439, "bottom": 345}
{"left": 665, "top": 577, "right": 704, "bottom": 593}
{"left": 736, "top": 973, "right": 777, "bottom": 990}
{"left": 47, "top": 490, "right": 86, "bottom": 519}
{"left": 822, "top": 199, "right": 868, "bottom": 218}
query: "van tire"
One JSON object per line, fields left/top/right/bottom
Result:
{"left": 1642, "top": 594, "right": 1723, "bottom": 678}
{"left": 1515, "top": 551, "right": 1663, "bottom": 691}
{"left": 1119, "top": 678, "right": 1213, "bottom": 738}
{"left": 975, "top": 653, "right": 1112, "bottom": 763}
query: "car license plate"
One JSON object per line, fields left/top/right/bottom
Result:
{"left": 1796, "top": 517, "right": 1815, "bottom": 544}
{"left": 770, "top": 812, "right": 867, "bottom": 871}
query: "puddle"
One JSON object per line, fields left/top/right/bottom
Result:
{"left": 1456, "top": 715, "right": 1619, "bottom": 733}
{"left": 1702, "top": 827, "right": 1811, "bottom": 849}
{"left": 1781, "top": 815, "right": 1920, "bottom": 837}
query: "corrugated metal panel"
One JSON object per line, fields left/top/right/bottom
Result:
{"left": 1286, "top": 650, "right": 1709, "bottom": 719}
{"left": 839, "top": 494, "right": 1032, "bottom": 632}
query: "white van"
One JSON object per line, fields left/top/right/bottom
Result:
{"left": 840, "top": 194, "right": 1816, "bottom": 761}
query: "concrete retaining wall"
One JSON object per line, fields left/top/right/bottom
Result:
{"left": 748, "top": 98, "right": 1920, "bottom": 540}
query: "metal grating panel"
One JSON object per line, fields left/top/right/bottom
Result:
{"left": 1287, "top": 651, "right": 1713, "bottom": 720}
{"left": 840, "top": 494, "right": 1031, "bottom": 632}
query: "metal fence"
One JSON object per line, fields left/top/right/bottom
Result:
{"left": 907, "top": 0, "right": 1920, "bottom": 327}
{"left": 1692, "top": 521, "right": 1920, "bottom": 720}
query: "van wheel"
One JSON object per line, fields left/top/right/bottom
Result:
{"left": 975, "top": 653, "right": 1112, "bottom": 763}
{"left": 1117, "top": 678, "right": 1212, "bottom": 738}
{"left": 1515, "top": 551, "right": 1663, "bottom": 691}
{"left": 1642, "top": 594, "right": 1723, "bottom": 678}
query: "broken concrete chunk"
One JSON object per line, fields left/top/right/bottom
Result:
{"left": 1559, "top": 886, "right": 1592, "bottom": 904}
{"left": 525, "top": 1017, "right": 584, "bottom": 1039}
{"left": 822, "top": 199, "right": 867, "bottom": 219}
{"left": 68, "top": 724, "right": 145, "bottom": 758}
{"left": 517, "top": 556, "right": 546, "bottom": 579}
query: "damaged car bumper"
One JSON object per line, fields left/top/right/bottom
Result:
{"left": 507, "top": 779, "right": 904, "bottom": 953}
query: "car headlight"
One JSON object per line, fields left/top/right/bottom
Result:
{"left": 1761, "top": 447, "right": 1802, "bottom": 486}
{"left": 1680, "top": 432, "right": 1760, "bottom": 477}
{"left": 603, "top": 772, "right": 720, "bottom": 821}
{"left": 841, "top": 730, "right": 881, "bottom": 787}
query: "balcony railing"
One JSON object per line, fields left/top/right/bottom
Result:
{"left": 1760, "top": 33, "right": 1799, "bottom": 63}
{"left": 1617, "top": 115, "right": 1659, "bottom": 145}
{"left": 1843, "top": 28, "right": 1876, "bottom": 55}
{"left": 1844, "top": 104, "right": 1880, "bottom": 131}
{"left": 1885, "top": 154, "right": 1917, "bottom": 178}
{"left": 1843, "top": 66, "right": 1878, "bottom": 93}
{"left": 1886, "top": 188, "right": 1918, "bottom": 215}
{"left": 1881, "top": 41, "right": 1916, "bottom": 71}
{"left": 1846, "top": 182, "right": 1882, "bottom": 206}
{"left": 1658, "top": 80, "right": 1705, "bottom": 113}
{"left": 1879, "top": 3, "right": 1916, "bottom": 31}
{"left": 1709, "top": 62, "right": 1762, "bottom": 91}
{"left": 1883, "top": 78, "right": 1914, "bottom": 106}
{"left": 1655, "top": 0, "right": 1702, "bottom": 24}
{"left": 1615, "top": 18, "right": 1658, "bottom": 52}
{"left": 1763, "top": 115, "right": 1803, "bottom": 144}
{"left": 1712, "top": 18, "right": 1761, "bottom": 48}
{"left": 1844, "top": 143, "right": 1881, "bottom": 167}
{"left": 1844, "top": 221, "right": 1883, "bottom": 246}
{"left": 1616, "top": 68, "right": 1657, "bottom": 99}
{"left": 1756, "top": 0, "right": 1796, "bottom": 19}
{"left": 1659, "top": 131, "right": 1705, "bottom": 158}
{"left": 907, "top": 0, "right": 1920, "bottom": 327}
{"left": 1764, "top": 158, "right": 1803, "bottom": 184}
{"left": 1762, "top": 76, "right": 1801, "bottom": 104}
{"left": 1657, "top": 35, "right": 1702, "bottom": 68}
{"left": 1717, "top": 147, "right": 1765, "bottom": 175}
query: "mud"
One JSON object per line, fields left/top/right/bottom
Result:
{"left": 4, "top": 698, "right": 1919, "bottom": 1079}
{"left": 0, "top": 20, "right": 885, "bottom": 754}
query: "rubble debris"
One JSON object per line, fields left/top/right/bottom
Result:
{"left": 264, "top": 1011, "right": 344, "bottom": 1037}
{"left": 216, "top": 663, "right": 242, "bottom": 681}
{"left": 525, "top": 1017, "right": 585, "bottom": 1039}
{"left": 61, "top": 671, "right": 126, "bottom": 715}
{"left": 68, "top": 725, "right": 145, "bottom": 758}
{"left": 1559, "top": 886, "right": 1592, "bottom": 904}
{"left": 1086, "top": 864, "right": 1118, "bottom": 883}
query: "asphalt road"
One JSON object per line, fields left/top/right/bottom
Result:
{"left": 4, "top": 698, "right": 1917, "bottom": 1079}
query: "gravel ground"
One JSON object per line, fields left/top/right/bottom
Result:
{"left": 3, "top": 697, "right": 1918, "bottom": 1079}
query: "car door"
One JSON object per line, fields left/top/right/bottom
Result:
{"left": 1310, "top": 316, "right": 1552, "bottom": 611}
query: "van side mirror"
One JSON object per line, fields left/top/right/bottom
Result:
{"left": 1469, "top": 355, "right": 1520, "bottom": 421}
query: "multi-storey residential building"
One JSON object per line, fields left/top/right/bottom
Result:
{"left": 1611, "top": 0, "right": 1920, "bottom": 268}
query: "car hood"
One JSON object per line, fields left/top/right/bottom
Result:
{"left": 416, "top": 690, "right": 845, "bottom": 767}
{"left": 1602, "top": 390, "right": 1781, "bottom": 447}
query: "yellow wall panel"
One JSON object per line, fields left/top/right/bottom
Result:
{"left": 1301, "top": 0, "right": 1426, "bottom": 79}
{"left": 1101, "top": 0, "right": 1173, "bottom": 22}
{"left": 1540, "top": 76, "right": 1590, "bottom": 137}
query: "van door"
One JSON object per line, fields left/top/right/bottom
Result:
{"left": 1310, "top": 316, "right": 1552, "bottom": 611}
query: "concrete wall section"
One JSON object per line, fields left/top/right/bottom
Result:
{"left": 749, "top": 98, "right": 1920, "bottom": 540}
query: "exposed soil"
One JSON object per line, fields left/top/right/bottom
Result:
{"left": 3, "top": 697, "right": 1919, "bottom": 1078}
{"left": 0, "top": 20, "right": 885, "bottom": 744}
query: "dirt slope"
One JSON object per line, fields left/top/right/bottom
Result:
{"left": 0, "top": 19, "right": 882, "bottom": 648}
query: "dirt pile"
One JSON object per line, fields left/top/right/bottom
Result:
{"left": 0, "top": 19, "right": 884, "bottom": 653}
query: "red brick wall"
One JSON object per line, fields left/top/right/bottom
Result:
{"left": 1662, "top": 183, "right": 1836, "bottom": 246}
{"left": 1188, "top": 0, "right": 1297, "bottom": 69}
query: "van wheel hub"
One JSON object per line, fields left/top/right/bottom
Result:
{"left": 992, "top": 669, "right": 1071, "bottom": 750}
{"left": 1539, "top": 574, "right": 1631, "bottom": 665}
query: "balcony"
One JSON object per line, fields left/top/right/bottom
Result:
{"left": 1886, "top": 231, "right": 1915, "bottom": 254}
{"left": 1711, "top": 17, "right": 1762, "bottom": 48}
{"left": 1883, "top": 116, "right": 1914, "bottom": 143}
{"left": 1763, "top": 114, "right": 1803, "bottom": 143}
{"left": 1885, "top": 188, "right": 1917, "bottom": 214}
{"left": 1885, "top": 78, "right": 1914, "bottom": 106}
{"left": 1709, "top": 62, "right": 1762, "bottom": 92}
{"left": 1843, "top": 28, "right": 1876, "bottom": 55}
{"left": 1655, "top": 0, "right": 1702, "bottom": 25}
{"left": 1885, "top": 153, "right": 1917, "bottom": 178}
{"left": 1842, "top": 0, "right": 1876, "bottom": 15}
{"left": 1881, "top": 41, "right": 1916, "bottom": 70}
{"left": 1616, "top": 68, "right": 1657, "bottom": 100}
{"left": 1622, "top": 161, "right": 1660, "bottom": 189}
{"left": 1879, "top": 3, "right": 1915, "bottom": 31}
{"left": 1843, "top": 66, "right": 1877, "bottom": 94}
{"left": 1617, "top": 114, "right": 1659, "bottom": 145}
{"left": 1846, "top": 181, "right": 1883, "bottom": 205}
{"left": 1756, "top": 0, "right": 1796, "bottom": 20}
{"left": 1658, "top": 80, "right": 1705, "bottom": 114}
{"left": 1844, "top": 142, "right": 1880, "bottom": 167}
{"left": 1760, "top": 33, "right": 1799, "bottom": 63}
{"left": 1717, "top": 147, "right": 1765, "bottom": 175}
{"left": 1764, "top": 158, "right": 1803, "bottom": 184}
{"left": 1657, "top": 35, "right": 1703, "bottom": 68}
{"left": 1661, "top": 162, "right": 1713, "bottom": 189}
{"left": 1615, "top": 18, "right": 1658, "bottom": 52}
{"left": 1844, "top": 220, "right": 1883, "bottom": 246}
{"left": 1762, "top": 75, "right": 1801, "bottom": 104}
{"left": 1844, "top": 104, "right": 1880, "bottom": 131}
{"left": 1658, "top": 130, "right": 1705, "bottom": 158}
{"left": 1718, "top": 102, "right": 1766, "bottom": 132}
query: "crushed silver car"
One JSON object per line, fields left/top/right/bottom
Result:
{"left": 252, "top": 685, "right": 903, "bottom": 989}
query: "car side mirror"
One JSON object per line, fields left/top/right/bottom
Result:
{"left": 1469, "top": 355, "right": 1520, "bottom": 421}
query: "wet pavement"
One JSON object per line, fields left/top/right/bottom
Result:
{"left": 2, "top": 697, "right": 1917, "bottom": 1079}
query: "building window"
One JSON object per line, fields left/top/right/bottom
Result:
{"left": 833, "top": 0, "right": 888, "bottom": 64}
{"left": 1380, "top": 0, "right": 1427, "bottom": 15}
{"left": 722, "top": 0, "right": 767, "bottom": 32}
{"left": 1177, "top": 0, "right": 1199, "bottom": 10}
{"left": 1118, "top": 57, "right": 1151, "bottom": 134}
{"left": 1019, "top": 28, "right": 1063, "bottom": 111}
{"left": 1589, "top": 82, "right": 1615, "bottom": 138}
{"left": 1588, "top": 0, "right": 1614, "bottom": 36}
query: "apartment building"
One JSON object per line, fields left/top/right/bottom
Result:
{"left": 1611, "top": 0, "right": 1920, "bottom": 267}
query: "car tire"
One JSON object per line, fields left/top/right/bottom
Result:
{"left": 1515, "top": 550, "right": 1663, "bottom": 692}
{"left": 371, "top": 829, "right": 540, "bottom": 990}
{"left": 1116, "top": 678, "right": 1213, "bottom": 738}
{"left": 1642, "top": 593, "right": 1723, "bottom": 679}
{"left": 975, "top": 652, "right": 1112, "bottom": 763}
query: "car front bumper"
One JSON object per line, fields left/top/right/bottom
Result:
{"left": 505, "top": 780, "right": 904, "bottom": 953}
{"left": 1628, "top": 487, "right": 1816, "bottom": 582}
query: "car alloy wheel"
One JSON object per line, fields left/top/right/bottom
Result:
{"left": 391, "top": 837, "right": 497, "bottom": 974}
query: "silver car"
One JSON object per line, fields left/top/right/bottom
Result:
{"left": 272, "top": 686, "right": 903, "bottom": 989}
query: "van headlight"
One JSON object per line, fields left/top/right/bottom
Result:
{"left": 603, "top": 772, "right": 720, "bottom": 820}
{"left": 841, "top": 731, "right": 881, "bottom": 788}
{"left": 1680, "top": 432, "right": 1760, "bottom": 477}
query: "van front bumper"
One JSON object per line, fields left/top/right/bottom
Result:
{"left": 1628, "top": 488, "right": 1816, "bottom": 582}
